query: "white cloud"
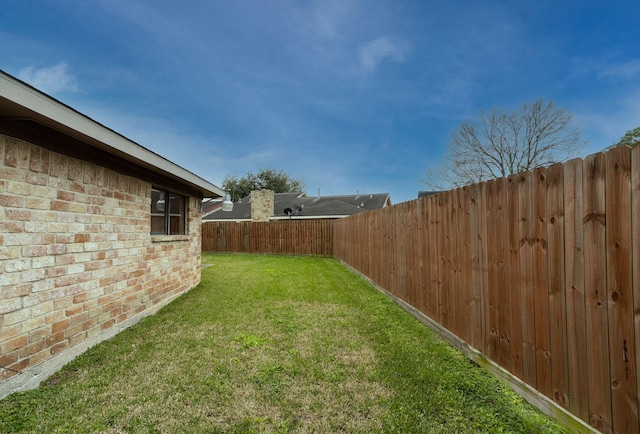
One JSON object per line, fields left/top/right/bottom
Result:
{"left": 358, "top": 37, "right": 406, "bottom": 71}
{"left": 18, "top": 62, "right": 79, "bottom": 94}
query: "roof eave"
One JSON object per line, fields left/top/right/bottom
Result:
{"left": 0, "top": 70, "right": 225, "bottom": 198}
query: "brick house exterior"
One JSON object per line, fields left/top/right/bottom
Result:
{"left": 0, "top": 71, "right": 225, "bottom": 398}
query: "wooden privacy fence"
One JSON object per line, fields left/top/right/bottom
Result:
{"left": 334, "top": 145, "right": 640, "bottom": 434}
{"left": 202, "top": 220, "right": 333, "bottom": 256}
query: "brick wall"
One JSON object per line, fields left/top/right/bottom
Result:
{"left": 0, "top": 134, "right": 203, "bottom": 396}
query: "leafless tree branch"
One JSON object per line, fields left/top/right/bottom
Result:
{"left": 423, "top": 99, "right": 586, "bottom": 189}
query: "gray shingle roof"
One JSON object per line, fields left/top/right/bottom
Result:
{"left": 204, "top": 192, "right": 390, "bottom": 221}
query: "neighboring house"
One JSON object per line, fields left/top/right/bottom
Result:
{"left": 0, "top": 70, "right": 227, "bottom": 398}
{"left": 201, "top": 197, "right": 224, "bottom": 218}
{"left": 204, "top": 190, "right": 391, "bottom": 222}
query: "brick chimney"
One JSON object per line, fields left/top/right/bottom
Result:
{"left": 250, "top": 189, "right": 274, "bottom": 222}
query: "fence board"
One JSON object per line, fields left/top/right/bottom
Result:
{"left": 417, "top": 198, "right": 429, "bottom": 316}
{"left": 518, "top": 171, "right": 537, "bottom": 387}
{"left": 458, "top": 187, "right": 472, "bottom": 344}
{"left": 399, "top": 202, "right": 410, "bottom": 304}
{"left": 441, "top": 192, "right": 453, "bottom": 330}
{"left": 428, "top": 195, "right": 441, "bottom": 322}
{"left": 563, "top": 158, "right": 588, "bottom": 420}
{"left": 408, "top": 201, "right": 420, "bottom": 309}
{"left": 486, "top": 180, "right": 500, "bottom": 360}
{"left": 382, "top": 208, "right": 392, "bottom": 291}
{"left": 546, "top": 163, "right": 569, "bottom": 409}
{"left": 450, "top": 189, "right": 461, "bottom": 337}
{"left": 386, "top": 208, "right": 395, "bottom": 293}
{"left": 507, "top": 175, "right": 523, "bottom": 379}
{"left": 364, "top": 213, "right": 373, "bottom": 277}
{"left": 633, "top": 145, "right": 640, "bottom": 429}
{"left": 477, "top": 183, "right": 491, "bottom": 356}
{"left": 605, "top": 146, "right": 637, "bottom": 433}
{"left": 468, "top": 183, "right": 484, "bottom": 350}
{"left": 369, "top": 212, "right": 379, "bottom": 286}
{"left": 583, "top": 152, "right": 613, "bottom": 433}
{"left": 495, "top": 177, "right": 511, "bottom": 369}
{"left": 532, "top": 167, "right": 552, "bottom": 397}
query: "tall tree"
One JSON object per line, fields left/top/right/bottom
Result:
{"left": 608, "top": 126, "right": 640, "bottom": 149}
{"left": 424, "top": 99, "right": 585, "bottom": 189}
{"left": 222, "top": 168, "right": 305, "bottom": 201}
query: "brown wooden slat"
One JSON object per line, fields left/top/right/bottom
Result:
{"left": 407, "top": 201, "right": 419, "bottom": 308}
{"left": 428, "top": 195, "right": 442, "bottom": 322}
{"left": 563, "top": 158, "right": 589, "bottom": 420}
{"left": 458, "top": 186, "right": 472, "bottom": 344}
{"left": 486, "top": 179, "right": 500, "bottom": 360}
{"left": 495, "top": 177, "right": 511, "bottom": 369}
{"left": 633, "top": 145, "right": 640, "bottom": 431}
{"left": 546, "top": 163, "right": 569, "bottom": 408}
{"left": 398, "top": 202, "right": 409, "bottom": 303}
{"left": 507, "top": 174, "right": 523, "bottom": 379}
{"left": 583, "top": 152, "right": 613, "bottom": 433}
{"left": 477, "top": 182, "right": 490, "bottom": 356}
{"left": 382, "top": 208, "right": 391, "bottom": 292}
{"left": 419, "top": 197, "right": 430, "bottom": 318}
{"left": 605, "top": 146, "right": 637, "bottom": 434}
{"left": 518, "top": 171, "right": 537, "bottom": 387}
{"left": 468, "top": 183, "right": 484, "bottom": 350}
{"left": 532, "top": 166, "right": 552, "bottom": 398}
{"left": 449, "top": 189, "right": 461, "bottom": 336}
{"left": 438, "top": 192, "right": 451, "bottom": 329}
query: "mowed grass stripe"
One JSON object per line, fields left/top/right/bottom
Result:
{"left": 0, "top": 254, "right": 567, "bottom": 433}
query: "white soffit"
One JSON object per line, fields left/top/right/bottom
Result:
{"left": 0, "top": 70, "right": 225, "bottom": 198}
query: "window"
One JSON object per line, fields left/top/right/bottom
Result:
{"left": 151, "top": 188, "right": 187, "bottom": 235}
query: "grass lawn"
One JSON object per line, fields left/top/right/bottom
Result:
{"left": 0, "top": 254, "right": 567, "bottom": 433}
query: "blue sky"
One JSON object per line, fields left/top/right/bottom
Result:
{"left": 2, "top": 0, "right": 639, "bottom": 203}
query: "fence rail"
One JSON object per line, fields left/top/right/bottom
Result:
{"left": 202, "top": 220, "right": 333, "bottom": 256}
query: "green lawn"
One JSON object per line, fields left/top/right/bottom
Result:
{"left": 0, "top": 254, "right": 567, "bottom": 433}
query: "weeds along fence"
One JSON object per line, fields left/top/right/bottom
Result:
{"left": 334, "top": 145, "right": 640, "bottom": 434}
{"left": 202, "top": 145, "right": 639, "bottom": 433}
{"left": 202, "top": 219, "right": 333, "bottom": 256}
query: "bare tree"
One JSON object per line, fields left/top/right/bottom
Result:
{"left": 424, "top": 99, "right": 585, "bottom": 189}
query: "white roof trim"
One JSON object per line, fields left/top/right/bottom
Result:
{"left": 204, "top": 215, "right": 352, "bottom": 222}
{"left": 0, "top": 70, "right": 225, "bottom": 198}
{"left": 269, "top": 215, "right": 352, "bottom": 220}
